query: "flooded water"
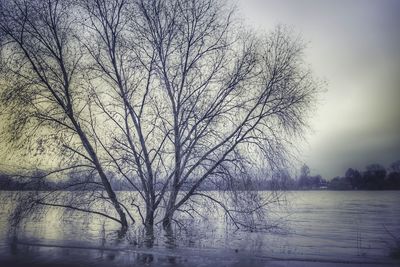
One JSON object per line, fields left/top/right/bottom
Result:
{"left": 0, "top": 191, "right": 399, "bottom": 266}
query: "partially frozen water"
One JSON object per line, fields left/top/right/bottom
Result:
{"left": 0, "top": 191, "right": 399, "bottom": 266}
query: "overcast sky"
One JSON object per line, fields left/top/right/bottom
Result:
{"left": 237, "top": 0, "right": 400, "bottom": 178}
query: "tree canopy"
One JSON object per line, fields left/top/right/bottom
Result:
{"left": 0, "top": 0, "right": 320, "bottom": 236}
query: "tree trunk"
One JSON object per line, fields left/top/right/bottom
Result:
{"left": 144, "top": 207, "right": 155, "bottom": 247}
{"left": 144, "top": 209, "right": 154, "bottom": 236}
{"left": 71, "top": 117, "right": 129, "bottom": 233}
{"left": 162, "top": 216, "right": 172, "bottom": 230}
{"left": 162, "top": 190, "right": 177, "bottom": 229}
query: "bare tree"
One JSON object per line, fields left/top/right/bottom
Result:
{"left": 0, "top": 0, "right": 319, "bottom": 238}
{"left": 75, "top": 0, "right": 319, "bottom": 233}
{"left": 129, "top": 0, "right": 318, "bottom": 230}
{"left": 0, "top": 0, "right": 131, "bottom": 233}
{"left": 74, "top": 0, "right": 162, "bottom": 236}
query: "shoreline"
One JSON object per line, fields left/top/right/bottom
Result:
{"left": 1, "top": 240, "right": 398, "bottom": 267}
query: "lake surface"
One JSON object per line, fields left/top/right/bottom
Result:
{"left": 0, "top": 191, "right": 399, "bottom": 266}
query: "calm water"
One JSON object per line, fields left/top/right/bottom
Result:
{"left": 0, "top": 191, "right": 399, "bottom": 266}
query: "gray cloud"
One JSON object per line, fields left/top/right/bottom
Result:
{"left": 237, "top": 0, "right": 400, "bottom": 178}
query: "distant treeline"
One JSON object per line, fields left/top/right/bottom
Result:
{"left": 246, "top": 160, "right": 400, "bottom": 191}
{"left": 289, "top": 161, "right": 400, "bottom": 190}
{"left": 1, "top": 160, "right": 399, "bottom": 191}
{"left": 0, "top": 171, "right": 132, "bottom": 191}
{"left": 327, "top": 162, "right": 400, "bottom": 190}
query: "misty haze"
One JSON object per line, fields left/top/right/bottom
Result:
{"left": 0, "top": 0, "right": 399, "bottom": 267}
